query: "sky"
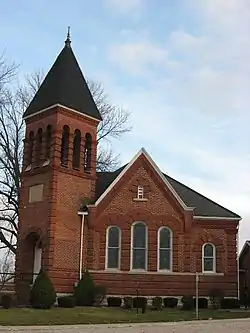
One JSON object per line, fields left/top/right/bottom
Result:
{"left": 1, "top": 0, "right": 250, "bottom": 250}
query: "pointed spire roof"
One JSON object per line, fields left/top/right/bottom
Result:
{"left": 23, "top": 29, "right": 102, "bottom": 121}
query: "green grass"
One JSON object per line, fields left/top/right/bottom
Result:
{"left": 0, "top": 307, "right": 249, "bottom": 326}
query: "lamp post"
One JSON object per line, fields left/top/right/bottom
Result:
{"left": 195, "top": 272, "right": 199, "bottom": 320}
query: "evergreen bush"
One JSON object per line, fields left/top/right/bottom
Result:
{"left": 123, "top": 297, "right": 133, "bottom": 310}
{"left": 74, "top": 270, "right": 96, "bottom": 306}
{"left": 107, "top": 297, "right": 122, "bottom": 307}
{"left": 57, "top": 295, "right": 75, "bottom": 308}
{"left": 152, "top": 296, "right": 163, "bottom": 310}
{"left": 30, "top": 269, "right": 56, "bottom": 309}
{"left": 163, "top": 297, "right": 178, "bottom": 308}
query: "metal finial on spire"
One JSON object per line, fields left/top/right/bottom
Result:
{"left": 65, "top": 26, "right": 71, "bottom": 47}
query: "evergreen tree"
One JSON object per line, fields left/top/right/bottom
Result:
{"left": 30, "top": 269, "right": 56, "bottom": 309}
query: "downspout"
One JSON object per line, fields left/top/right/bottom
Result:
{"left": 78, "top": 212, "right": 88, "bottom": 281}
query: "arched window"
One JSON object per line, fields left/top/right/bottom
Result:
{"left": 35, "top": 128, "right": 43, "bottom": 165}
{"left": 158, "top": 227, "right": 172, "bottom": 271}
{"left": 84, "top": 133, "right": 92, "bottom": 172}
{"left": 131, "top": 222, "right": 147, "bottom": 270}
{"left": 60, "top": 125, "right": 69, "bottom": 166}
{"left": 137, "top": 185, "right": 144, "bottom": 199}
{"left": 106, "top": 226, "right": 121, "bottom": 269}
{"left": 202, "top": 243, "right": 216, "bottom": 273}
{"left": 45, "top": 125, "right": 52, "bottom": 160}
{"left": 27, "top": 131, "right": 34, "bottom": 165}
{"left": 72, "top": 129, "right": 81, "bottom": 169}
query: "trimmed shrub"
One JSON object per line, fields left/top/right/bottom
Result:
{"left": 57, "top": 296, "right": 75, "bottom": 308}
{"left": 1, "top": 294, "right": 12, "bottom": 309}
{"left": 163, "top": 297, "right": 178, "bottom": 308}
{"left": 220, "top": 298, "right": 240, "bottom": 309}
{"left": 181, "top": 295, "right": 194, "bottom": 310}
{"left": 133, "top": 297, "right": 147, "bottom": 308}
{"left": 193, "top": 297, "right": 208, "bottom": 309}
{"left": 74, "top": 270, "right": 96, "bottom": 306}
{"left": 209, "top": 288, "right": 224, "bottom": 309}
{"left": 30, "top": 269, "right": 56, "bottom": 309}
{"left": 123, "top": 297, "right": 133, "bottom": 310}
{"left": 95, "top": 285, "right": 106, "bottom": 306}
{"left": 107, "top": 297, "right": 122, "bottom": 307}
{"left": 152, "top": 297, "right": 163, "bottom": 310}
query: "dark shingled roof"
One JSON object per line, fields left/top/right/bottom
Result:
{"left": 95, "top": 165, "right": 240, "bottom": 219}
{"left": 23, "top": 39, "right": 102, "bottom": 121}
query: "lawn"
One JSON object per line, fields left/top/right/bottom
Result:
{"left": 0, "top": 307, "right": 249, "bottom": 326}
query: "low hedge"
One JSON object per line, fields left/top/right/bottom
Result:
{"left": 1, "top": 294, "right": 13, "bottom": 309}
{"left": 123, "top": 297, "right": 133, "bottom": 310}
{"left": 220, "top": 298, "right": 240, "bottom": 309}
{"left": 152, "top": 296, "right": 162, "bottom": 310}
{"left": 181, "top": 295, "right": 194, "bottom": 310}
{"left": 193, "top": 297, "right": 208, "bottom": 309}
{"left": 163, "top": 297, "right": 178, "bottom": 308}
{"left": 133, "top": 297, "right": 147, "bottom": 309}
{"left": 107, "top": 297, "right": 122, "bottom": 307}
{"left": 57, "top": 295, "right": 75, "bottom": 308}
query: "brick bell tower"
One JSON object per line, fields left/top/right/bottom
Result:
{"left": 15, "top": 29, "right": 102, "bottom": 301}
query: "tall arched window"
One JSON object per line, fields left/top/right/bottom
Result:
{"left": 202, "top": 243, "right": 216, "bottom": 273}
{"left": 106, "top": 226, "right": 121, "bottom": 269}
{"left": 35, "top": 128, "right": 43, "bottom": 165}
{"left": 27, "top": 131, "right": 34, "bottom": 165}
{"left": 158, "top": 227, "right": 172, "bottom": 271}
{"left": 45, "top": 125, "right": 52, "bottom": 160}
{"left": 131, "top": 222, "right": 147, "bottom": 270}
{"left": 84, "top": 133, "right": 92, "bottom": 172}
{"left": 72, "top": 129, "right": 81, "bottom": 169}
{"left": 60, "top": 125, "right": 69, "bottom": 166}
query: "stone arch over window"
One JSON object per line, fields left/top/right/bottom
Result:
{"left": 84, "top": 133, "right": 92, "bottom": 172}
{"left": 35, "top": 128, "right": 43, "bottom": 165}
{"left": 60, "top": 125, "right": 70, "bottom": 166}
{"left": 72, "top": 129, "right": 81, "bottom": 169}
{"left": 157, "top": 226, "right": 172, "bottom": 271}
{"left": 202, "top": 243, "right": 216, "bottom": 273}
{"left": 105, "top": 226, "right": 121, "bottom": 269}
{"left": 131, "top": 221, "right": 147, "bottom": 270}
{"left": 45, "top": 125, "right": 52, "bottom": 160}
{"left": 27, "top": 131, "right": 34, "bottom": 165}
{"left": 190, "top": 230, "right": 225, "bottom": 273}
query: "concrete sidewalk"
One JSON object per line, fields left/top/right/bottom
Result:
{"left": 1, "top": 318, "right": 250, "bottom": 333}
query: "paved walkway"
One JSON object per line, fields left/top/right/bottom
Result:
{"left": 1, "top": 319, "right": 250, "bottom": 333}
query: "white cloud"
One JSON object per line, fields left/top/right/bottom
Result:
{"left": 108, "top": 41, "right": 168, "bottom": 76}
{"left": 105, "top": 0, "right": 143, "bottom": 12}
{"left": 107, "top": 0, "right": 250, "bottom": 250}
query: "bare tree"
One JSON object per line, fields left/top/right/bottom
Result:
{"left": 0, "top": 250, "right": 15, "bottom": 291}
{"left": 0, "top": 68, "right": 131, "bottom": 255}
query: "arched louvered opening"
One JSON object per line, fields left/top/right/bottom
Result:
{"left": 72, "top": 129, "right": 81, "bottom": 169}
{"left": 45, "top": 125, "right": 52, "bottom": 160}
{"left": 84, "top": 133, "right": 92, "bottom": 172}
{"left": 60, "top": 125, "right": 70, "bottom": 166}
{"left": 35, "top": 128, "right": 43, "bottom": 166}
{"left": 27, "top": 131, "right": 34, "bottom": 166}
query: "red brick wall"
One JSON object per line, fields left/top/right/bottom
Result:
{"left": 87, "top": 154, "right": 239, "bottom": 297}
{"left": 16, "top": 106, "right": 98, "bottom": 294}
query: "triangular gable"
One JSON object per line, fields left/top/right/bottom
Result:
{"left": 95, "top": 147, "right": 194, "bottom": 211}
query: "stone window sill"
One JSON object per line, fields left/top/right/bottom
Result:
{"left": 133, "top": 198, "right": 148, "bottom": 202}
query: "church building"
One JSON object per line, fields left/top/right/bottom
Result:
{"left": 15, "top": 31, "right": 241, "bottom": 303}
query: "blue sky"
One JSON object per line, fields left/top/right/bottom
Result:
{"left": 1, "top": 0, "right": 250, "bottom": 249}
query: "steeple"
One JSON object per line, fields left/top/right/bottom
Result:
{"left": 65, "top": 26, "right": 71, "bottom": 48}
{"left": 23, "top": 29, "right": 102, "bottom": 121}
